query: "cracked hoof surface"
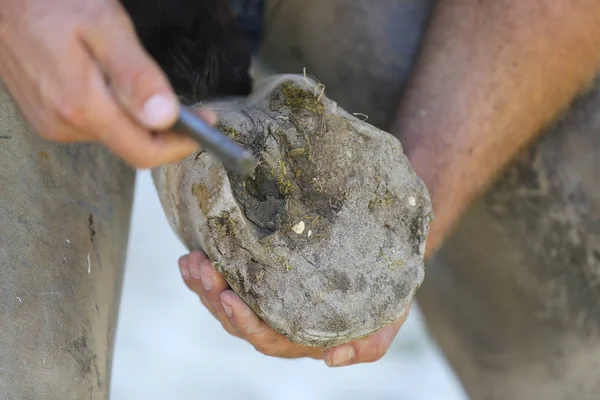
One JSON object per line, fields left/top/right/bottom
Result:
{"left": 153, "top": 75, "right": 432, "bottom": 347}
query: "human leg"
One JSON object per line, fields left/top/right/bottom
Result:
{"left": 257, "top": 0, "right": 433, "bottom": 129}
{"left": 258, "top": 0, "right": 600, "bottom": 398}
{"left": 0, "top": 87, "right": 135, "bottom": 399}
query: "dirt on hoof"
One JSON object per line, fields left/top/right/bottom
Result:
{"left": 152, "top": 74, "right": 433, "bottom": 347}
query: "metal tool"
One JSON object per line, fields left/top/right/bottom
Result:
{"left": 172, "top": 105, "right": 257, "bottom": 177}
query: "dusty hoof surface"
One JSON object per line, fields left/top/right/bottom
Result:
{"left": 153, "top": 75, "right": 432, "bottom": 347}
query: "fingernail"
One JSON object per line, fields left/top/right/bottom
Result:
{"left": 221, "top": 299, "right": 233, "bottom": 318}
{"left": 326, "top": 346, "right": 355, "bottom": 367}
{"left": 196, "top": 108, "right": 218, "bottom": 125}
{"left": 141, "top": 93, "right": 178, "bottom": 128}
{"left": 200, "top": 271, "right": 213, "bottom": 291}
{"left": 189, "top": 262, "right": 202, "bottom": 280}
{"left": 179, "top": 263, "right": 190, "bottom": 280}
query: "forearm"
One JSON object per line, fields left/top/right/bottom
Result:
{"left": 391, "top": 0, "right": 600, "bottom": 256}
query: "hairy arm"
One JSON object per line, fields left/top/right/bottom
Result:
{"left": 391, "top": 0, "right": 600, "bottom": 256}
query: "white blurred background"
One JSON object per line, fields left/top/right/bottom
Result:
{"left": 110, "top": 170, "right": 467, "bottom": 400}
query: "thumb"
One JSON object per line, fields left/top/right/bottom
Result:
{"left": 82, "top": 4, "right": 179, "bottom": 131}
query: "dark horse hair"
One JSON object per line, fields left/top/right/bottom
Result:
{"left": 120, "top": 0, "right": 253, "bottom": 104}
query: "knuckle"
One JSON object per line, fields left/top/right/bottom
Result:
{"left": 53, "top": 94, "right": 89, "bottom": 128}
{"left": 123, "top": 66, "right": 163, "bottom": 100}
{"left": 236, "top": 321, "right": 255, "bottom": 336}
{"left": 38, "top": 124, "right": 67, "bottom": 142}
{"left": 251, "top": 336, "right": 282, "bottom": 356}
{"left": 367, "top": 341, "right": 389, "bottom": 363}
{"left": 30, "top": 113, "right": 71, "bottom": 142}
{"left": 253, "top": 342, "right": 276, "bottom": 356}
{"left": 242, "top": 324, "right": 265, "bottom": 336}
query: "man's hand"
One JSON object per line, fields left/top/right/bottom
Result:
{"left": 0, "top": 0, "right": 215, "bottom": 168}
{"left": 178, "top": 250, "right": 410, "bottom": 367}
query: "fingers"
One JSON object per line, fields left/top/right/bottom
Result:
{"left": 0, "top": 0, "right": 216, "bottom": 168}
{"left": 68, "top": 63, "right": 195, "bottom": 168}
{"left": 179, "top": 251, "right": 407, "bottom": 365}
{"left": 323, "top": 305, "right": 411, "bottom": 368}
{"left": 220, "top": 290, "right": 323, "bottom": 360}
{"left": 179, "top": 251, "right": 322, "bottom": 360}
{"left": 79, "top": 3, "right": 217, "bottom": 168}
{"left": 81, "top": 2, "right": 178, "bottom": 130}
{"left": 178, "top": 251, "right": 240, "bottom": 338}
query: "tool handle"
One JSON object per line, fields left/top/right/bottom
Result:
{"left": 173, "top": 106, "right": 256, "bottom": 176}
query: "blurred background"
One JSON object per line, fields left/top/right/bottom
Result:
{"left": 110, "top": 170, "right": 467, "bottom": 400}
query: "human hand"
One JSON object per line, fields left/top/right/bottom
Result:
{"left": 178, "top": 250, "right": 410, "bottom": 367}
{"left": 0, "top": 0, "right": 215, "bottom": 168}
